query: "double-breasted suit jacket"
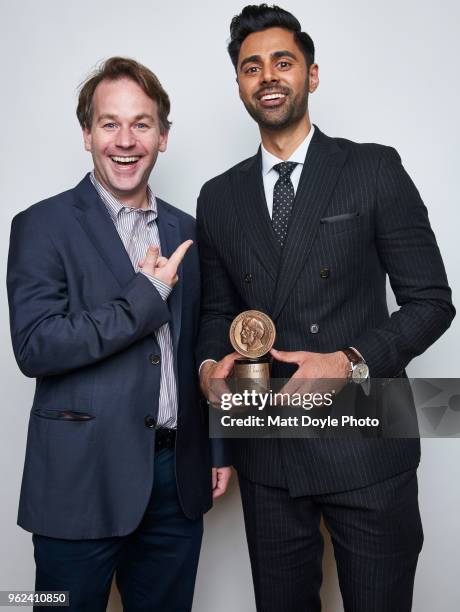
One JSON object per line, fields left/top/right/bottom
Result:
{"left": 196, "top": 126, "right": 455, "bottom": 495}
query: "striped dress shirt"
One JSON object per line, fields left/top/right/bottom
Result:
{"left": 90, "top": 171, "right": 178, "bottom": 428}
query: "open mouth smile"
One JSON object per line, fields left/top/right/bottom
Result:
{"left": 110, "top": 155, "right": 141, "bottom": 165}
{"left": 260, "top": 93, "right": 286, "bottom": 101}
{"left": 257, "top": 90, "right": 288, "bottom": 108}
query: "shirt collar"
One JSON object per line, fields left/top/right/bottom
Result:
{"left": 261, "top": 124, "right": 315, "bottom": 176}
{"left": 90, "top": 171, "right": 158, "bottom": 223}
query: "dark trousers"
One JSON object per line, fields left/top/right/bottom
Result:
{"left": 239, "top": 469, "right": 423, "bottom": 612}
{"left": 33, "top": 448, "right": 203, "bottom": 612}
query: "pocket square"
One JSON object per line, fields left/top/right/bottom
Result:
{"left": 320, "top": 211, "right": 360, "bottom": 223}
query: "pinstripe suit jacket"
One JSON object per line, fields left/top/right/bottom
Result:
{"left": 197, "top": 126, "right": 455, "bottom": 495}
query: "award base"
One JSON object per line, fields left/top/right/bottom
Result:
{"left": 233, "top": 356, "right": 271, "bottom": 394}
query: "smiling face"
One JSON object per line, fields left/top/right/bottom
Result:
{"left": 237, "top": 27, "right": 318, "bottom": 131}
{"left": 83, "top": 77, "right": 168, "bottom": 206}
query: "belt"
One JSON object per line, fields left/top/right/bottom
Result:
{"left": 155, "top": 428, "right": 176, "bottom": 452}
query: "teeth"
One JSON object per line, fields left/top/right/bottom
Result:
{"left": 261, "top": 93, "right": 285, "bottom": 101}
{"left": 111, "top": 156, "right": 140, "bottom": 163}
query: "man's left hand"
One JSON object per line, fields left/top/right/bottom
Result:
{"left": 212, "top": 466, "right": 232, "bottom": 499}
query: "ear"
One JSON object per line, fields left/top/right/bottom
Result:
{"left": 158, "top": 129, "right": 169, "bottom": 153}
{"left": 308, "top": 63, "right": 320, "bottom": 93}
{"left": 82, "top": 127, "right": 92, "bottom": 152}
{"left": 237, "top": 77, "right": 244, "bottom": 102}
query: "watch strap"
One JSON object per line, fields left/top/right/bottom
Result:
{"left": 341, "top": 347, "right": 362, "bottom": 366}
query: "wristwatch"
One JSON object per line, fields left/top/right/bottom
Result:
{"left": 340, "top": 348, "right": 369, "bottom": 383}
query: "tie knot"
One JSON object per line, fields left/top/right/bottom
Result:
{"left": 273, "top": 161, "right": 297, "bottom": 179}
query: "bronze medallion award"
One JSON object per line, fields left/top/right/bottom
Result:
{"left": 229, "top": 310, "right": 276, "bottom": 392}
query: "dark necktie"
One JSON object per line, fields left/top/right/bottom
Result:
{"left": 272, "top": 161, "right": 298, "bottom": 246}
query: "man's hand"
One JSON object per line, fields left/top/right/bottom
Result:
{"left": 270, "top": 348, "right": 349, "bottom": 396}
{"left": 139, "top": 240, "right": 193, "bottom": 288}
{"left": 200, "top": 352, "right": 240, "bottom": 404}
{"left": 212, "top": 466, "right": 232, "bottom": 499}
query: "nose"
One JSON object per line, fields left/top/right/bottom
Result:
{"left": 260, "top": 63, "right": 279, "bottom": 85}
{"left": 115, "top": 125, "right": 135, "bottom": 149}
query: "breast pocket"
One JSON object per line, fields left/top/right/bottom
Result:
{"left": 313, "top": 210, "right": 368, "bottom": 274}
{"left": 319, "top": 211, "right": 362, "bottom": 234}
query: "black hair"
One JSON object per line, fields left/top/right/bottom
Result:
{"left": 228, "top": 4, "right": 315, "bottom": 71}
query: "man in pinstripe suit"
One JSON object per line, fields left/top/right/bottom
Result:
{"left": 7, "top": 57, "right": 230, "bottom": 611}
{"left": 197, "top": 5, "right": 455, "bottom": 611}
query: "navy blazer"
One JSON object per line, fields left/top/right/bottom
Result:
{"left": 7, "top": 174, "right": 215, "bottom": 539}
{"left": 197, "top": 126, "right": 455, "bottom": 495}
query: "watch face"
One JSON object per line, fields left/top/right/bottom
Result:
{"left": 352, "top": 362, "right": 369, "bottom": 381}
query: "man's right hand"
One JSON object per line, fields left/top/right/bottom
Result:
{"left": 200, "top": 353, "right": 239, "bottom": 403}
{"left": 139, "top": 240, "right": 193, "bottom": 288}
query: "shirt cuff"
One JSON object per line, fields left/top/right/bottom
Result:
{"left": 199, "top": 359, "right": 217, "bottom": 375}
{"left": 140, "top": 272, "right": 172, "bottom": 301}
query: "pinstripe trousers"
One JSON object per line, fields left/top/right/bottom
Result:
{"left": 239, "top": 469, "right": 423, "bottom": 612}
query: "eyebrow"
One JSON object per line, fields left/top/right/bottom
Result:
{"left": 96, "top": 113, "right": 156, "bottom": 123}
{"left": 239, "top": 50, "right": 298, "bottom": 70}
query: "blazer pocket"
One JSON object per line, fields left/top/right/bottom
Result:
{"left": 319, "top": 211, "right": 362, "bottom": 235}
{"left": 320, "top": 211, "right": 360, "bottom": 224}
{"left": 32, "top": 407, "right": 95, "bottom": 421}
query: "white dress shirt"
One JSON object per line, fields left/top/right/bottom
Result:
{"left": 261, "top": 125, "right": 315, "bottom": 217}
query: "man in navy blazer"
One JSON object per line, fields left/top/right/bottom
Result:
{"left": 7, "top": 57, "right": 231, "bottom": 611}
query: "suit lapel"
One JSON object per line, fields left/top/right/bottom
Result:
{"left": 72, "top": 175, "right": 183, "bottom": 351}
{"left": 156, "top": 199, "right": 182, "bottom": 351}
{"left": 271, "top": 127, "right": 349, "bottom": 320}
{"left": 72, "top": 175, "right": 136, "bottom": 288}
{"left": 231, "top": 151, "right": 281, "bottom": 282}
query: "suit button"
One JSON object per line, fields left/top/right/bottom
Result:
{"left": 244, "top": 273, "right": 253, "bottom": 283}
{"left": 310, "top": 323, "right": 320, "bottom": 334}
{"left": 320, "top": 267, "right": 330, "bottom": 279}
{"left": 150, "top": 354, "right": 161, "bottom": 365}
{"left": 144, "top": 415, "right": 157, "bottom": 428}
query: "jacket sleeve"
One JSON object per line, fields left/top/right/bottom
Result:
{"left": 7, "top": 210, "right": 171, "bottom": 378}
{"left": 210, "top": 438, "right": 232, "bottom": 467}
{"left": 196, "top": 186, "right": 240, "bottom": 468}
{"left": 196, "top": 185, "right": 243, "bottom": 365}
{"left": 353, "top": 147, "right": 455, "bottom": 377}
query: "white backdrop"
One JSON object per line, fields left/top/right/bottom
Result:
{"left": 0, "top": 1, "right": 459, "bottom": 610}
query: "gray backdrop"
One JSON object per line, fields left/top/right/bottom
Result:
{"left": 0, "top": 1, "right": 458, "bottom": 610}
